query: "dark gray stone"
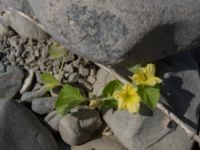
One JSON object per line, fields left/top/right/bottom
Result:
{"left": 0, "top": 66, "right": 24, "bottom": 101}
{"left": 26, "top": 0, "right": 200, "bottom": 65}
{"left": 103, "top": 51, "right": 200, "bottom": 150}
{"left": 72, "top": 136, "right": 127, "bottom": 150}
{"left": 0, "top": 100, "right": 58, "bottom": 150}
{"left": 59, "top": 109, "right": 102, "bottom": 145}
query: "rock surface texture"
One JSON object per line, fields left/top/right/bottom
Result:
{"left": 24, "top": 0, "right": 200, "bottom": 65}
{"left": 59, "top": 109, "right": 102, "bottom": 145}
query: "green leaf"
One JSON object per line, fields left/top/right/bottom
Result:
{"left": 101, "top": 99, "right": 118, "bottom": 108}
{"left": 127, "top": 64, "right": 142, "bottom": 73}
{"left": 55, "top": 84, "right": 84, "bottom": 115}
{"left": 102, "top": 80, "right": 123, "bottom": 97}
{"left": 49, "top": 42, "right": 67, "bottom": 59}
{"left": 40, "top": 72, "right": 61, "bottom": 90}
{"left": 137, "top": 85, "right": 160, "bottom": 110}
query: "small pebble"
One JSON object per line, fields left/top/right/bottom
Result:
{"left": 79, "top": 66, "right": 89, "bottom": 77}
{"left": 78, "top": 79, "right": 93, "bottom": 91}
{"left": 87, "top": 76, "right": 96, "bottom": 85}
{"left": 68, "top": 72, "right": 79, "bottom": 83}
{"left": 21, "top": 86, "right": 47, "bottom": 102}
{"left": 64, "top": 64, "right": 74, "bottom": 73}
{"left": 45, "top": 111, "right": 62, "bottom": 131}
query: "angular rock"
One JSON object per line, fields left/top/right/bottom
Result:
{"left": 72, "top": 136, "right": 127, "bottom": 150}
{"left": 92, "top": 68, "right": 116, "bottom": 96}
{"left": 68, "top": 72, "right": 79, "bottom": 83}
{"left": 0, "top": 66, "right": 24, "bottom": 101}
{"left": 32, "top": 97, "right": 56, "bottom": 115}
{"left": 103, "top": 51, "right": 200, "bottom": 150}
{"left": 21, "top": 86, "right": 47, "bottom": 102}
{"left": 78, "top": 79, "right": 92, "bottom": 91}
{"left": 45, "top": 111, "right": 62, "bottom": 131}
{"left": 59, "top": 109, "right": 102, "bottom": 145}
{"left": 20, "top": 69, "right": 34, "bottom": 94}
{"left": 87, "top": 76, "right": 96, "bottom": 85}
{"left": 79, "top": 67, "right": 89, "bottom": 77}
{"left": 28, "top": 0, "right": 200, "bottom": 65}
{"left": 64, "top": 64, "right": 74, "bottom": 73}
{"left": 0, "top": 100, "right": 58, "bottom": 150}
{"left": 0, "top": 9, "right": 48, "bottom": 40}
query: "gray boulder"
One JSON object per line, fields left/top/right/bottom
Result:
{"left": 0, "top": 66, "right": 24, "bottom": 101}
{"left": 0, "top": 100, "right": 58, "bottom": 150}
{"left": 59, "top": 109, "right": 102, "bottom": 145}
{"left": 26, "top": 0, "right": 200, "bottom": 65}
{"left": 103, "top": 51, "right": 200, "bottom": 150}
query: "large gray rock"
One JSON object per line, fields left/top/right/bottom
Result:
{"left": 26, "top": 0, "right": 200, "bottom": 65}
{"left": 72, "top": 136, "right": 127, "bottom": 150}
{"left": 0, "top": 66, "right": 24, "bottom": 101}
{"left": 59, "top": 109, "right": 102, "bottom": 145}
{"left": 103, "top": 51, "right": 200, "bottom": 150}
{"left": 0, "top": 100, "right": 58, "bottom": 150}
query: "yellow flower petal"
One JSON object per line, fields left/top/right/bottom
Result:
{"left": 145, "top": 64, "right": 156, "bottom": 76}
{"left": 113, "top": 83, "right": 141, "bottom": 113}
{"left": 131, "top": 64, "right": 162, "bottom": 86}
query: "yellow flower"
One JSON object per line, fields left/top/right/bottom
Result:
{"left": 113, "top": 83, "right": 140, "bottom": 113}
{"left": 132, "top": 64, "right": 162, "bottom": 86}
{"left": 89, "top": 100, "right": 100, "bottom": 109}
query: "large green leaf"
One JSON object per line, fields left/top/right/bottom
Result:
{"left": 49, "top": 42, "right": 67, "bottom": 59}
{"left": 137, "top": 85, "right": 160, "bottom": 110}
{"left": 40, "top": 72, "right": 61, "bottom": 90}
{"left": 127, "top": 64, "right": 142, "bottom": 73}
{"left": 102, "top": 80, "right": 122, "bottom": 97}
{"left": 55, "top": 84, "right": 84, "bottom": 115}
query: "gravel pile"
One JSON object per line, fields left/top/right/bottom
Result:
{"left": 0, "top": 30, "right": 98, "bottom": 97}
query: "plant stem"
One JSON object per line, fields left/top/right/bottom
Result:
{"left": 60, "top": 56, "right": 65, "bottom": 71}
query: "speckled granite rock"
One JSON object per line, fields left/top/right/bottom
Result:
{"left": 26, "top": 0, "right": 200, "bottom": 65}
